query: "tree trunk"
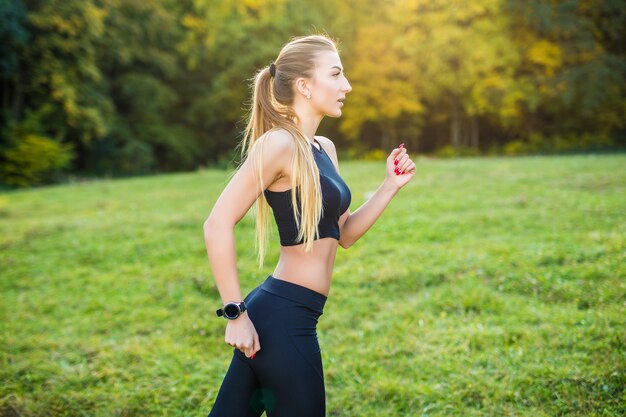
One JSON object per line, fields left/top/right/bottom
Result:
{"left": 12, "top": 76, "right": 23, "bottom": 121}
{"left": 526, "top": 111, "right": 534, "bottom": 141}
{"left": 2, "top": 78, "right": 9, "bottom": 109}
{"left": 450, "top": 97, "right": 461, "bottom": 148}
{"left": 470, "top": 115, "right": 479, "bottom": 149}
{"left": 380, "top": 120, "right": 398, "bottom": 151}
{"left": 380, "top": 121, "right": 388, "bottom": 151}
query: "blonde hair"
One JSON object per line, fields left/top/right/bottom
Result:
{"left": 233, "top": 33, "right": 340, "bottom": 268}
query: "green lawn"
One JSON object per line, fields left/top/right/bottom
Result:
{"left": 1, "top": 153, "right": 624, "bottom": 416}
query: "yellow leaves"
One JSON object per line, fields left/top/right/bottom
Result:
{"left": 234, "top": 0, "right": 287, "bottom": 24}
{"left": 527, "top": 40, "right": 562, "bottom": 76}
{"left": 84, "top": 4, "right": 107, "bottom": 35}
{"left": 181, "top": 14, "right": 203, "bottom": 29}
{"left": 470, "top": 75, "right": 504, "bottom": 113}
{"left": 30, "top": 3, "right": 106, "bottom": 37}
{"left": 339, "top": 21, "right": 426, "bottom": 136}
{"left": 239, "top": 0, "right": 272, "bottom": 9}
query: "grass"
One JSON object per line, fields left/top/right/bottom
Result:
{"left": 1, "top": 153, "right": 624, "bottom": 416}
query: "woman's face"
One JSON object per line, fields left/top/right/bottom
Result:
{"left": 308, "top": 51, "right": 352, "bottom": 118}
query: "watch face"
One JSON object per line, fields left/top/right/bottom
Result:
{"left": 224, "top": 303, "right": 240, "bottom": 319}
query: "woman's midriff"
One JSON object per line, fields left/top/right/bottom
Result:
{"left": 271, "top": 237, "right": 339, "bottom": 297}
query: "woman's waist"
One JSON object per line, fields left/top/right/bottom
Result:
{"left": 269, "top": 268, "right": 331, "bottom": 298}
{"left": 258, "top": 274, "right": 329, "bottom": 313}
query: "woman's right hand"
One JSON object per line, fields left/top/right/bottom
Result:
{"left": 225, "top": 312, "right": 261, "bottom": 358}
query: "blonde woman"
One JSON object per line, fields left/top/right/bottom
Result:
{"left": 204, "top": 34, "right": 416, "bottom": 417}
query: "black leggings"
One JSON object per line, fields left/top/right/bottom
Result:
{"left": 207, "top": 274, "right": 328, "bottom": 417}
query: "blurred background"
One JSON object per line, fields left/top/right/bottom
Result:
{"left": 0, "top": 0, "right": 624, "bottom": 188}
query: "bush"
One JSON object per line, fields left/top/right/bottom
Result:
{"left": 0, "top": 134, "right": 75, "bottom": 188}
{"left": 361, "top": 148, "right": 388, "bottom": 160}
{"left": 434, "top": 145, "right": 481, "bottom": 158}
{"left": 503, "top": 140, "right": 528, "bottom": 155}
{"left": 503, "top": 133, "right": 618, "bottom": 155}
{"left": 117, "top": 140, "right": 155, "bottom": 175}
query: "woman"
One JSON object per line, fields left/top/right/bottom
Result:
{"left": 204, "top": 34, "right": 415, "bottom": 417}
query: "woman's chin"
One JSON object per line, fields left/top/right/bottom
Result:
{"left": 325, "top": 109, "right": 343, "bottom": 118}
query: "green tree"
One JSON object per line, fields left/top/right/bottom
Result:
{"left": 23, "top": 0, "right": 112, "bottom": 143}
{"left": 506, "top": 0, "right": 626, "bottom": 141}
{"left": 96, "top": 0, "right": 197, "bottom": 174}
{"left": 178, "top": 0, "right": 341, "bottom": 161}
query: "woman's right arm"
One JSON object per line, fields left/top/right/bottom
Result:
{"left": 202, "top": 130, "right": 293, "bottom": 357}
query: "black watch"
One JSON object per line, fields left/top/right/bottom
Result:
{"left": 216, "top": 301, "right": 247, "bottom": 320}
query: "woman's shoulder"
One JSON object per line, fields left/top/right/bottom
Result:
{"left": 255, "top": 128, "right": 297, "bottom": 155}
{"left": 314, "top": 136, "right": 340, "bottom": 171}
{"left": 313, "top": 135, "right": 338, "bottom": 156}
{"left": 314, "top": 135, "right": 337, "bottom": 152}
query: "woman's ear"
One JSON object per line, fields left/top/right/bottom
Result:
{"left": 295, "top": 77, "right": 310, "bottom": 98}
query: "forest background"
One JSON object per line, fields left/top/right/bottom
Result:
{"left": 1, "top": 0, "right": 624, "bottom": 188}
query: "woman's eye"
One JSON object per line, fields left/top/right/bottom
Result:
{"left": 334, "top": 73, "right": 340, "bottom": 77}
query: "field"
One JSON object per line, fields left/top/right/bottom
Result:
{"left": 1, "top": 153, "right": 624, "bottom": 416}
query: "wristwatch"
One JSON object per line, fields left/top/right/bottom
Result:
{"left": 216, "top": 301, "right": 247, "bottom": 320}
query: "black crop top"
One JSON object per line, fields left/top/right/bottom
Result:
{"left": 263, "top": 138, "right": 351, "bottom": 246}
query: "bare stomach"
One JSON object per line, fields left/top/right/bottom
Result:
{"left": 271, "top": 237, "right": 339, "bottom": 297}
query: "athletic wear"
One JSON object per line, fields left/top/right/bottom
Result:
{"left": 264, "top": 138, "right": 351, "bottom": 246}
{"left": 207, "top": 274, "right": 328, "bottom": 417}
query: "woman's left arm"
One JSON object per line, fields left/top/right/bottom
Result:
{"left": 319, "top": 137, "right": 416, "bottom": 249}
{"left": 339, "top": 179, "right": 399, "bottom": 249}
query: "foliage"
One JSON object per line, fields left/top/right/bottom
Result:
{"left": 434, "top": 145, "right": 483, "bottom": 158}
{"left": 0, "top": 134, "right": 74, "bottom": 187}
{"left": 361, "top": 148, "right": 389, "bottom": 161}
{"left": 0, "top": 0, "right": 624, "bottom": 187}
{"left": 503, "top": 132, "right": 618, "bottom": 155}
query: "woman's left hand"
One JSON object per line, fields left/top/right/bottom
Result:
{"left": 385, "top": 143, "right": 416, "bottom": 189}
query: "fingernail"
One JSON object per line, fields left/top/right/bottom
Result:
{"left": 251, "top": 353, "right": 255, "bottom": 359}
{"left": 399, "top": 143, "right": 404, "bottom": 148}
{"left": 394, "top": 168, "right": 399, "bottom": 174}
{"left": 394, "top": 160, "right": 398, "bottom": 165}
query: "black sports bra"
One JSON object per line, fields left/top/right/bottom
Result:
{"left": 263, "top": 138, "right": 351, "bottom": 246}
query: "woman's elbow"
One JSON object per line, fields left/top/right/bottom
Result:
{"left": 339, "top": 236, "right": 353, "bottom": 249}
{"left": 203, "top": 217, "right": 216, "bottom": 235}
{"left": 203, "top": 217, "right": 233, "bottom": 239}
